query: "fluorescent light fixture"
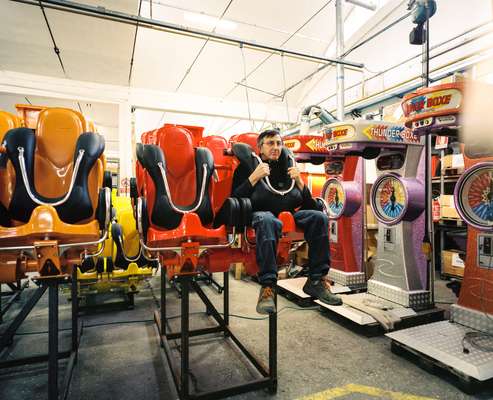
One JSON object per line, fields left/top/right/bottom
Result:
{"left": 184, "top": 12, "right": 237, "bottom": 31}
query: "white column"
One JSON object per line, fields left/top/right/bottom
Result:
{"left": 336, "top": 0, "right": 345, "bottom": 121}
{"left": 118, "top": 101, "right": 133, "bottom": 195}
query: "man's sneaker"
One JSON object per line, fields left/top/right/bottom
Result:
{"left": 256, "top": 286, "right": 276, "bottom": 314}
{"left": 302, "top": 277, "right": 343, "bottom": 306}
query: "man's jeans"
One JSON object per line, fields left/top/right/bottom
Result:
{"left": 251, "top": 210, "right": 329, "bottom": 286}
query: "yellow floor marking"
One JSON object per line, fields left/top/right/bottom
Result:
{"left": 297, "top": 383, "right": 436, "bottom": 400}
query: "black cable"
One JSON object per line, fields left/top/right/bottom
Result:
{"left": 223, "top": 0, "right": 334, "bottom": 99}
{"left": 38, "top": 0, "right": 66, "bottom": 76}
{"left": 11, "top": 318, "right": 155, "bottom": 336}
{"left": 342, "top": 11, "right": 412, "bottom": 58}
{"left": 128, "top": 0, "right": 143, "bottom": 85}
{"left": 175, "top": 0, "right": 234, "bottom": 92}
{"left": 462, "top": 331, "right": 493, "bottom": 354}
{"left": 11, "top": 305, "right": 318, "bottom": 336}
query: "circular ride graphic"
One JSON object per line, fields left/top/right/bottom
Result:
{"left": 456, "top": 163, "right": 493, "bottom": 231}
{"left": 324, "top": 179, "right": 345, "bottom": 218}
{"left": 372, "top": 175, "right": 407, "bottom": 224}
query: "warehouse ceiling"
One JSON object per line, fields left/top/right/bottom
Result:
{"left": 0, "top": 0, "right": 492, "bottom": 139}
{"left": 0, "top": 0, "right": 362, "bottom": 105}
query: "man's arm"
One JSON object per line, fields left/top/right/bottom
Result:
{"left": 287, "top": 165, "right": 319, "bottom": 209}
{"left": 232, "top": 164, "right": 254, "bottom": 198}
{"left": 232, "top": 162, "right": 270, "bottom": 198}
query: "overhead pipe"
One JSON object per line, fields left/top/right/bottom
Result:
{"left": 313, "top": 26, "right": 493, "bottom": 109}
{"left": 12, "top": 0, "right": 364, "bottom": 69}
{"left": 299, "top": 105, "right": 337, "bottom": 134}
{"left": 284, "top": 48, "right": 490, "bottom": 136}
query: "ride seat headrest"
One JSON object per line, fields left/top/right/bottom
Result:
{"left": 204, "top": 135, "right": 228, "bottom": 152}
{"left": 36, "top": 108, "right": 87, "bottom": 168}
{"left": 0, "top": 111, "right": 21, "bottom": 141}
{"left": 233, "top": 133, "right": 259, "bottom": 152}
{"left": 158, "top": 127, "right": 195, "bottom": 179}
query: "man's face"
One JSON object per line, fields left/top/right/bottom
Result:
{"left": 259, "top": 134, "right": 282, "bottom": 161}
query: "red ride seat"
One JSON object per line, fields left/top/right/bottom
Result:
{"left": 137, "top": 125, "right": 241, "bottom": 277}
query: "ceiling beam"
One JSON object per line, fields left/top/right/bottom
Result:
{"left": 11, "top": 0, "right": 364, "bottom": 69}
{"left": 345, "top": 0, "right": 377, "bottom": 11}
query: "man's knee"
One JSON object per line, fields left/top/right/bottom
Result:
{"left": 309, "top": 210, "right": 328, "bottom": 227}
{"left": 253, "top": 212, "right": 283, "bottom": 230}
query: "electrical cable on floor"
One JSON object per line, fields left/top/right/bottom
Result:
{"left": 459, "top": 276, "right": 493, "bottom": 354}
{"left": 462, "top": 331, "right": 493, "bottom": 354}
{"left": 10, "top": 305, "right": 319, "bottom": 336}
{"left": 11, "top": 319, "right": 155, "bottom": 336}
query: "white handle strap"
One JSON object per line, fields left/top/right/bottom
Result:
{"left": 18, "top": 146, "right": 85, "bottom": 207}
{"left": 157, "top": 162, "right": 209, "bottom": 214}
{"left": 252, "top": 153, "right": 296, "bottom": 196}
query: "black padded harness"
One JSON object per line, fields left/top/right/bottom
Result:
{"left": 3, "top": 127, "right": 105, "bottom": 224}
{"left": 141, "top": 144, "right": 215, "bottom": 230}
{"left": 232, "top": 143, "right": 304, "bottom": 216}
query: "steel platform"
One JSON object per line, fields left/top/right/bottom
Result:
{"left": 387, "top": 320, "right": 493, "bottom": 390}
{"left": 316, "top": 292, "right": 443, "bottom": 333}
{"left": 277, "top": 277, "right": 351, "bottom": 306}
{"left": 316, "top": 292, "right": 416, "bottom": 326}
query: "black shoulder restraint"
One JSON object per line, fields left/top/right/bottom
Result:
{"left": 142, "top": 144, "right": 215, "bottom": 230}
{"left": 4, "top": 127, "right": 105, "bottom": 224}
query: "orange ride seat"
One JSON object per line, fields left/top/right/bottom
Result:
{"left": 0, "top": 107, "right": 110, "bottom": 281}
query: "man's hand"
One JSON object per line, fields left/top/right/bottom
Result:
{"left": 288, "top": 166, "right": 305, "bottom": 190}
{"left": 249, "top": 162, "right": 270, "bottom": 186}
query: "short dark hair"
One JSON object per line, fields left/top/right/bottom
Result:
{"left": 257, "top": 129, "right": 281, "bottom": 148}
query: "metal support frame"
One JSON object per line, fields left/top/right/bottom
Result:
{"left": 0, "top": 280, "right": 29, "bottom": 324}
{"left": 421, "top": 1, "right": 436, "bottom": 305}
{"left": 0, "top": 269, "right": 81, "bottom": 400}
{"left": 169, "top": 272, "right": 224, "bottom": 298}
{"left": 155, "top": 271, "right": 277, "bottom": 399}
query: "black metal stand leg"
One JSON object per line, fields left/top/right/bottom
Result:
{"left": 161, "top": 267, "right": 166, "bottom": 336}
{"left": 48, "top": 281, "right": 59, "bottom": 400}
{"left": 0, "top": 284, "right": 47, "bottom": 350}
{"left": 71, "top": 268, "right": 78, "bottom": 353}
{"left": 180, "top": 277, "right": 190, "bottom": 399}
{"left": 269, "top": 292, "right": 278, "bottom": 393}
{"left": 223, "top": 272, "right": 229, "bottom": 332}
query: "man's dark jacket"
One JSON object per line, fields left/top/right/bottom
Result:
{"left": 231, "top": 156, "right": 318, "bottom": 217}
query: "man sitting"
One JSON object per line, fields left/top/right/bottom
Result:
{"left": 232, "top": 129, "right": 343, "bottom": 314}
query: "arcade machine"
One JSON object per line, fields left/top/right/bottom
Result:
{"left": 277, "top": 133, "right": 364, "bottom": 302}
{"left": 323, "top": 154, "right": 366, "bottom": 290}
{"left": 388, "top": 83, "right": 493, "bottom": 388}
{"left": 318, "top": 119, "right": 442, "bottom": 330}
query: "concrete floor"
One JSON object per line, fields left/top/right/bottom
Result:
{"left": 0, "top": 272, "right": 492, "bottom": 400}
